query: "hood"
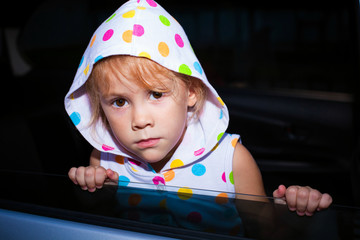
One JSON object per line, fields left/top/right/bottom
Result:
{"left": 64, "top": 0, "right": 229, "bottom": 170}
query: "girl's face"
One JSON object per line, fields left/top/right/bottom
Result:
{"left": 99, "top": 72, "right": 197, "bottom": 167}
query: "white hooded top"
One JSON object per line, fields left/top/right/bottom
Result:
{"left": 64, "top": 1, "right": 243, "bottom": 234}
{"left": 64, "top": 0, "right": 231, "bottom": 172}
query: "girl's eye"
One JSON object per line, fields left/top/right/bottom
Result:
{"left": 113, "top": 98, "right": 128, "bottom": 108}
{"left": 150, "top": 91, "right": 163, "bottom": 100}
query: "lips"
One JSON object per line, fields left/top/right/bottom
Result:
{"left": 136, "top": 138, "right": 160, "bottom": 148}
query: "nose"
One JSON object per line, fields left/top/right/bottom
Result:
{"left": 131, "top": 105, "right": 154, "bottom": 131}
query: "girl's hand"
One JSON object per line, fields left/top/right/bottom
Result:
{"left": 68, "top": 166, "right": 119, "bottom": 192}
{"left": 273, "top": 185, "right": 333, "bottom": 216}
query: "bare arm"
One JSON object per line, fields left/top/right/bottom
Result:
{"left": 232, "top": 142, "right": 266, "bottom": 200}
{"left": 90, "top": 148, "right": 101, "bottom": 167}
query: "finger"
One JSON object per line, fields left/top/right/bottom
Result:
{"left": 296, "top": 187, "right": 311, "bottom": 216}
{"left": 68, "top": 167, "right": 78, "bottom": 185}
{"left": 318, "top": 193, "right": 333, "bottom": 211}
{"left": 84, "top": 167, "right": 96, "bottom": 192}
{"left": 285, "top": 186, "right": 299, "bottom": 211}
{"left": 75, "top": 167, "right": 87, "bottom": 190}
{"left": 94, "top": 167, "right": 107, "bottom": 189}
{"left": 305, "top": 189, "right": 322, "bottom": 216}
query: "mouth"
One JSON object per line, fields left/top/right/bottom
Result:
{"left": 136, "top": 138, "right": 160, "bottom": 149}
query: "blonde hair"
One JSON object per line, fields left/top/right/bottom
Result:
{"left": 85, "top": 55, "right": 207, "bottom": 128}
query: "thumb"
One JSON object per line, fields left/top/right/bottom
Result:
{"left": 273, "top": 184, "right": 286, "bottom": 198}
{"left": 106, "top": 169, "right": 119, "bottom": 184}
{"left": 273, "top": 185, "right": 287, "bottom": 205}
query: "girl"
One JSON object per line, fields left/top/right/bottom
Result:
{"left": 66, "top": 0, "right": 332, "bottom": 218}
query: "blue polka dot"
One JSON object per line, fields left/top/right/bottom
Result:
{"left": 118, "top": 175, "right": 130, "bottom": 187}
{"left": 192, "top": 163, "right": 206, "bottom": 176}
{"left": 70, "top": 112, "right": 81, "bottom": 126}
{"left": 79, "top": 56, "right": 84, "bottom": 68}
{"left": 94, "top": 55, "right": 103, "bottom": 63}
{"left": 219, "top": 109, "right": 223, "bottom": 119}
{"left": 193, "top": 61, "right": 203, "bottom": 75}
{"left": 147, "top": 163, "right": 156, "bottom": 173}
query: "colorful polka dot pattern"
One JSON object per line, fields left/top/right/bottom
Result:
{"left": 100, "top": 132, "right": 241, "bottom": 235}
{"left": 66, "top": 0, "right": 233, "bottom": 204}
{"left": 115, "top": 180, "right": 243, "bottom": 236}
{"left": 105, "top": 133, "right": 239, "bottom": 197}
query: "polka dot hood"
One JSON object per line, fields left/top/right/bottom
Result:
{"left": 64, "top": 0, "right": 229, "bottom": 168}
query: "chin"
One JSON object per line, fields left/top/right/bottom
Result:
{"left": 136, "top": 151, "right": 169, "bottom": 164}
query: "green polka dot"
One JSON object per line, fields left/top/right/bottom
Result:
{"left": 217, "top": 132, "right": 224, "bottom": 142}
{"left": 159, "top": 15, "right": 170, "bottom": 26}
{"left": 106, "top": 13, "right": 116, "bottom": 23}
{"left": 179, "top": 64, "right": 192, "bottom": 76}
{"left": 229, "top": 171, "right": 234, "bottom": 185}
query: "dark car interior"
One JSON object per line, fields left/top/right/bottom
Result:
{"left": 0, "top": 0, "right": 360, "bottom": 238}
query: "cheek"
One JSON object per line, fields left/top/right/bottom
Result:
{"left": 102, "top": 107, "right": 129, "bottom": 138}
{"left": 160, "top": 101, "right": 188, "bottom": 131}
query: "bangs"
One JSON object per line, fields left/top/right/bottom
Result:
{"left": 93, "top": 55, "right": 176, "bottom": 95}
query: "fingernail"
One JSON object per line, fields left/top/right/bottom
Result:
{"left": 289, "top": 207, "right": 296, "bottom": 211}
{"left": 305, "top": 211, "right": 313, "bottom": 216}
{"left": 297, "top": 211, "right": 305, "bottom": 216}
{"left": 88, "top": 188, "right": 96, "bottom": 192}
{"left": 81, "top": 186, "right": 88, "bottom": 191}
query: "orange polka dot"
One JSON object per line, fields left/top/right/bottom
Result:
{"left": 115, "top": 155, "right": 124, "bottom": 164}
{"left": 163, "top": 170, "right": 175, "bottom": 182}
{"left": 231, "top": 138, "right": 239, "bottom": 148}
{"left": 122, "top": 30, "right": 133, "bottom": 43}
{"left": 159, "top": 199, "right": 167, "bottom": 209}
{"left": 215, "top": 192, "right": 229, "bottom": 204}
{"left": 90, "top": 34, "right": 96, "bottom": 47}
{"left": 128, "top": 194, "right": 142, "bottom": 206}
{"left": 158, "top": 42, "right": 169, "bottom": 57}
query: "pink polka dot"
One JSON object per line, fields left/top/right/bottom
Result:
{"left": 133, "top": 24, "right": 144, "bottom": 37}
{"left": 146, "top": 0, "right": 157, "bottom": 7}
{"left": 103, "top": 29, "right": 114, "bottom": 41}
{"left": 175, "top": 34, "right": 184, "bottom": 48}
{"left": 221, "top": 172, "right": 226, "bottom": 183}
{"left": 129, "top": 159, "right": 142, "bottom": 166}
{"left": 194, "top": 148, "right": 205, "bottom": 156}
{"left": 102, "top": 144, "right": 114, "bottom": 151}
{"left": 152, "top": 176, "right": 165, "bottom": 185}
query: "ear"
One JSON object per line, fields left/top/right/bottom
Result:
{"left": 187, "top": 88, "right": 197, "bottom": 108}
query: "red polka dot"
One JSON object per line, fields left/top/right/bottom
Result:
{"left": 187, "top": 211, "right": 202, "bottom": 223}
